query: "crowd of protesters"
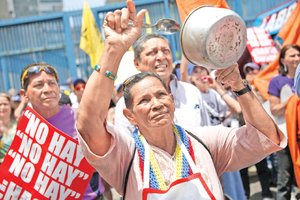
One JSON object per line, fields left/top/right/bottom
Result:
{"left": 0, "top": 1, "right": 299, "bottom": 199}
{"left": 0, "top": 39, "right": 299, "bottom": 200}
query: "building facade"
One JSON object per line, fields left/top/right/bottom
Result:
{"left": 0, "top": 0, "right": 63, "bottom": 19}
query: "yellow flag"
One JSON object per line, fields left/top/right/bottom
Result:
{"left": 145, "top": 11, "right": 152, "bottom": 34}
{"left": 80, "top": 0, "right": 104, "bottom": 67}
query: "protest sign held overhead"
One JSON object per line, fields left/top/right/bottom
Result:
{"left": 246, "top": 27, "right": 279, "bottom": 65}
{"left": 0, "top": 106, "right": 94, "bottom": 199}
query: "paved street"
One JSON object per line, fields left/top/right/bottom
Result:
{"left": 248, "top": 166, "right": 276, "bottom": 200}
{"left": 249, "top": 166, "right": 299, "bottom": 200}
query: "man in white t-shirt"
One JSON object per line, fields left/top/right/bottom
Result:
{"left": 190, "top": 65, "right": 241, "bottom": 126}
{"left": 114, "top": 33, "right": 210, "bottom": 132}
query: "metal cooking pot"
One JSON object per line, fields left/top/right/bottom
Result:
{"left": 180, "top": 6, "right": 247, "bottom": 69}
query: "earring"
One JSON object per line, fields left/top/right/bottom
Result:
{"left": 283, "top": 64, "right": 288, "bottom": 73}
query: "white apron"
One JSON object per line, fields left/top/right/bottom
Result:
{"left": 140, "top": 133, "right": 216, "bottom": 200}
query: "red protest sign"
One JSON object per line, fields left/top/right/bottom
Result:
{"left": 246, "top": 27, "right": 279, "bottom": 65}
{"left": 0, "top": 106, "right": 94, "bottom": 199}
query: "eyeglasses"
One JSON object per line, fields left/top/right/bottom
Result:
{"left": 75, "top": 84, "right": 86, "bottom": 91}
{"left": 21, "top": 65, "right": 58, "bottom": 87}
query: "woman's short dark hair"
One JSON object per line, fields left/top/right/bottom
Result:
{"left": 278, "top": 44, "right": 300, "bottom": 75}
{"left": 123, "top": 72, "right": 167, "bottom": 109}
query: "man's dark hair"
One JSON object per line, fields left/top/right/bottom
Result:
{"left": 20, "top": 63, "right": 59, "bottom": 90}
{"left": 133, "top": 33, "right": 170, "bottom": 61}
{"left": 123, "top": 72, "right": 168, "bottom": 109}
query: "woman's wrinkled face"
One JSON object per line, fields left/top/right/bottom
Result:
{"left": 126, "top": 77, "right": 174, "bottom": 129}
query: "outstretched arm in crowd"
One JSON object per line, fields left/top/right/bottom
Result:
{"left": 14, "top": 94, "right": 28, "bottom": 121}
{"left": 209, "top": 77, "right": 242, "bottom": 114}
{"left": 269, "top": 94, "right": 288, "bottom": 117}
{"left": 180, "top": 55, "right": 190, "bottom": 82}
{"left": 76, "top": 0, "right": 146, "bottom": 156}
{"left": 215, "top": 64, "right": 283, "bottom": 145}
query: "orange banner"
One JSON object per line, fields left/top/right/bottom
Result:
{"left": 176, "top": 0, "right": 229, "bottom": 22}
{"left": 285, "top": 95, "right": 300, "bottom": 188}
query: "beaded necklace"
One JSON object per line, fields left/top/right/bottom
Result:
{"left": 133, "top": 125, "right": 195, "bottom": 190}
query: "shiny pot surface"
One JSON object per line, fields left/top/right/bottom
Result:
{"left": 181, "top": 6, "right": 247, "bottom": 69}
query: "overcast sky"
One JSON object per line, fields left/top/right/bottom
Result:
{"left": 63, "top": 0, "right": 106, "bottom": 11}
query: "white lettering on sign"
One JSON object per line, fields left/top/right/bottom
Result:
{"left": 2, "top": 181, "right": 32, "bottom": 199}
{"left": 48, "top": 132, "right": 85, "bottom": 167}
{"left": 17, "top": 131, "right": 42, "bottom": 164}
{"left": 246, "top": 27, "right": 279, "bottom": 64}
{"left": 0, "top": 108, "right": 92, "bottom": 199}
{"left": 24, "top": 110, "right": 49, "bottom": 144}
{"left": 259, "top": 2, "right": 296, "bottom": 34}
{"left": 52, "top": 161, "right": 85, "bottom": 186}
{"left": 7, "top": 151, "right": 35, "bottom": 183}
{"left": 34, "top": 172, "right": 81, "bottom": 199}
{"left": 252, "top": 47, "right": 278, "bottom": 63}
{"left": 41, "top": 152, "right": 88, "bottom": 186}
{"left": 41, "top": 152, "right": 57, "bottom": 176}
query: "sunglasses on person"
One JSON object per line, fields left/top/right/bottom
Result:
{"left": 123, "top": 75, "right": 135, "bottom": 88}
{"left": 21, "top": 65, "right": 59, "bottom": 87}
{"left": 74, "top": 84, "right": 86, "bottom": 91}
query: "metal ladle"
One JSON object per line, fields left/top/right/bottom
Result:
{"left": 142, "top": 18, "right": 180, "bottom": 35}
{"left": 129, "top": 18, "right": 180, "bottom": 35}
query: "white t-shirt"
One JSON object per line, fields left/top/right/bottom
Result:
{"left": 69, "top": 92, "right": 79, "bottom": 109}
{"left": 201, "top": 89, "right": 227, "bottom": 126}
{"left": 114, "top": 79, "right": 210, "bottom": 133}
